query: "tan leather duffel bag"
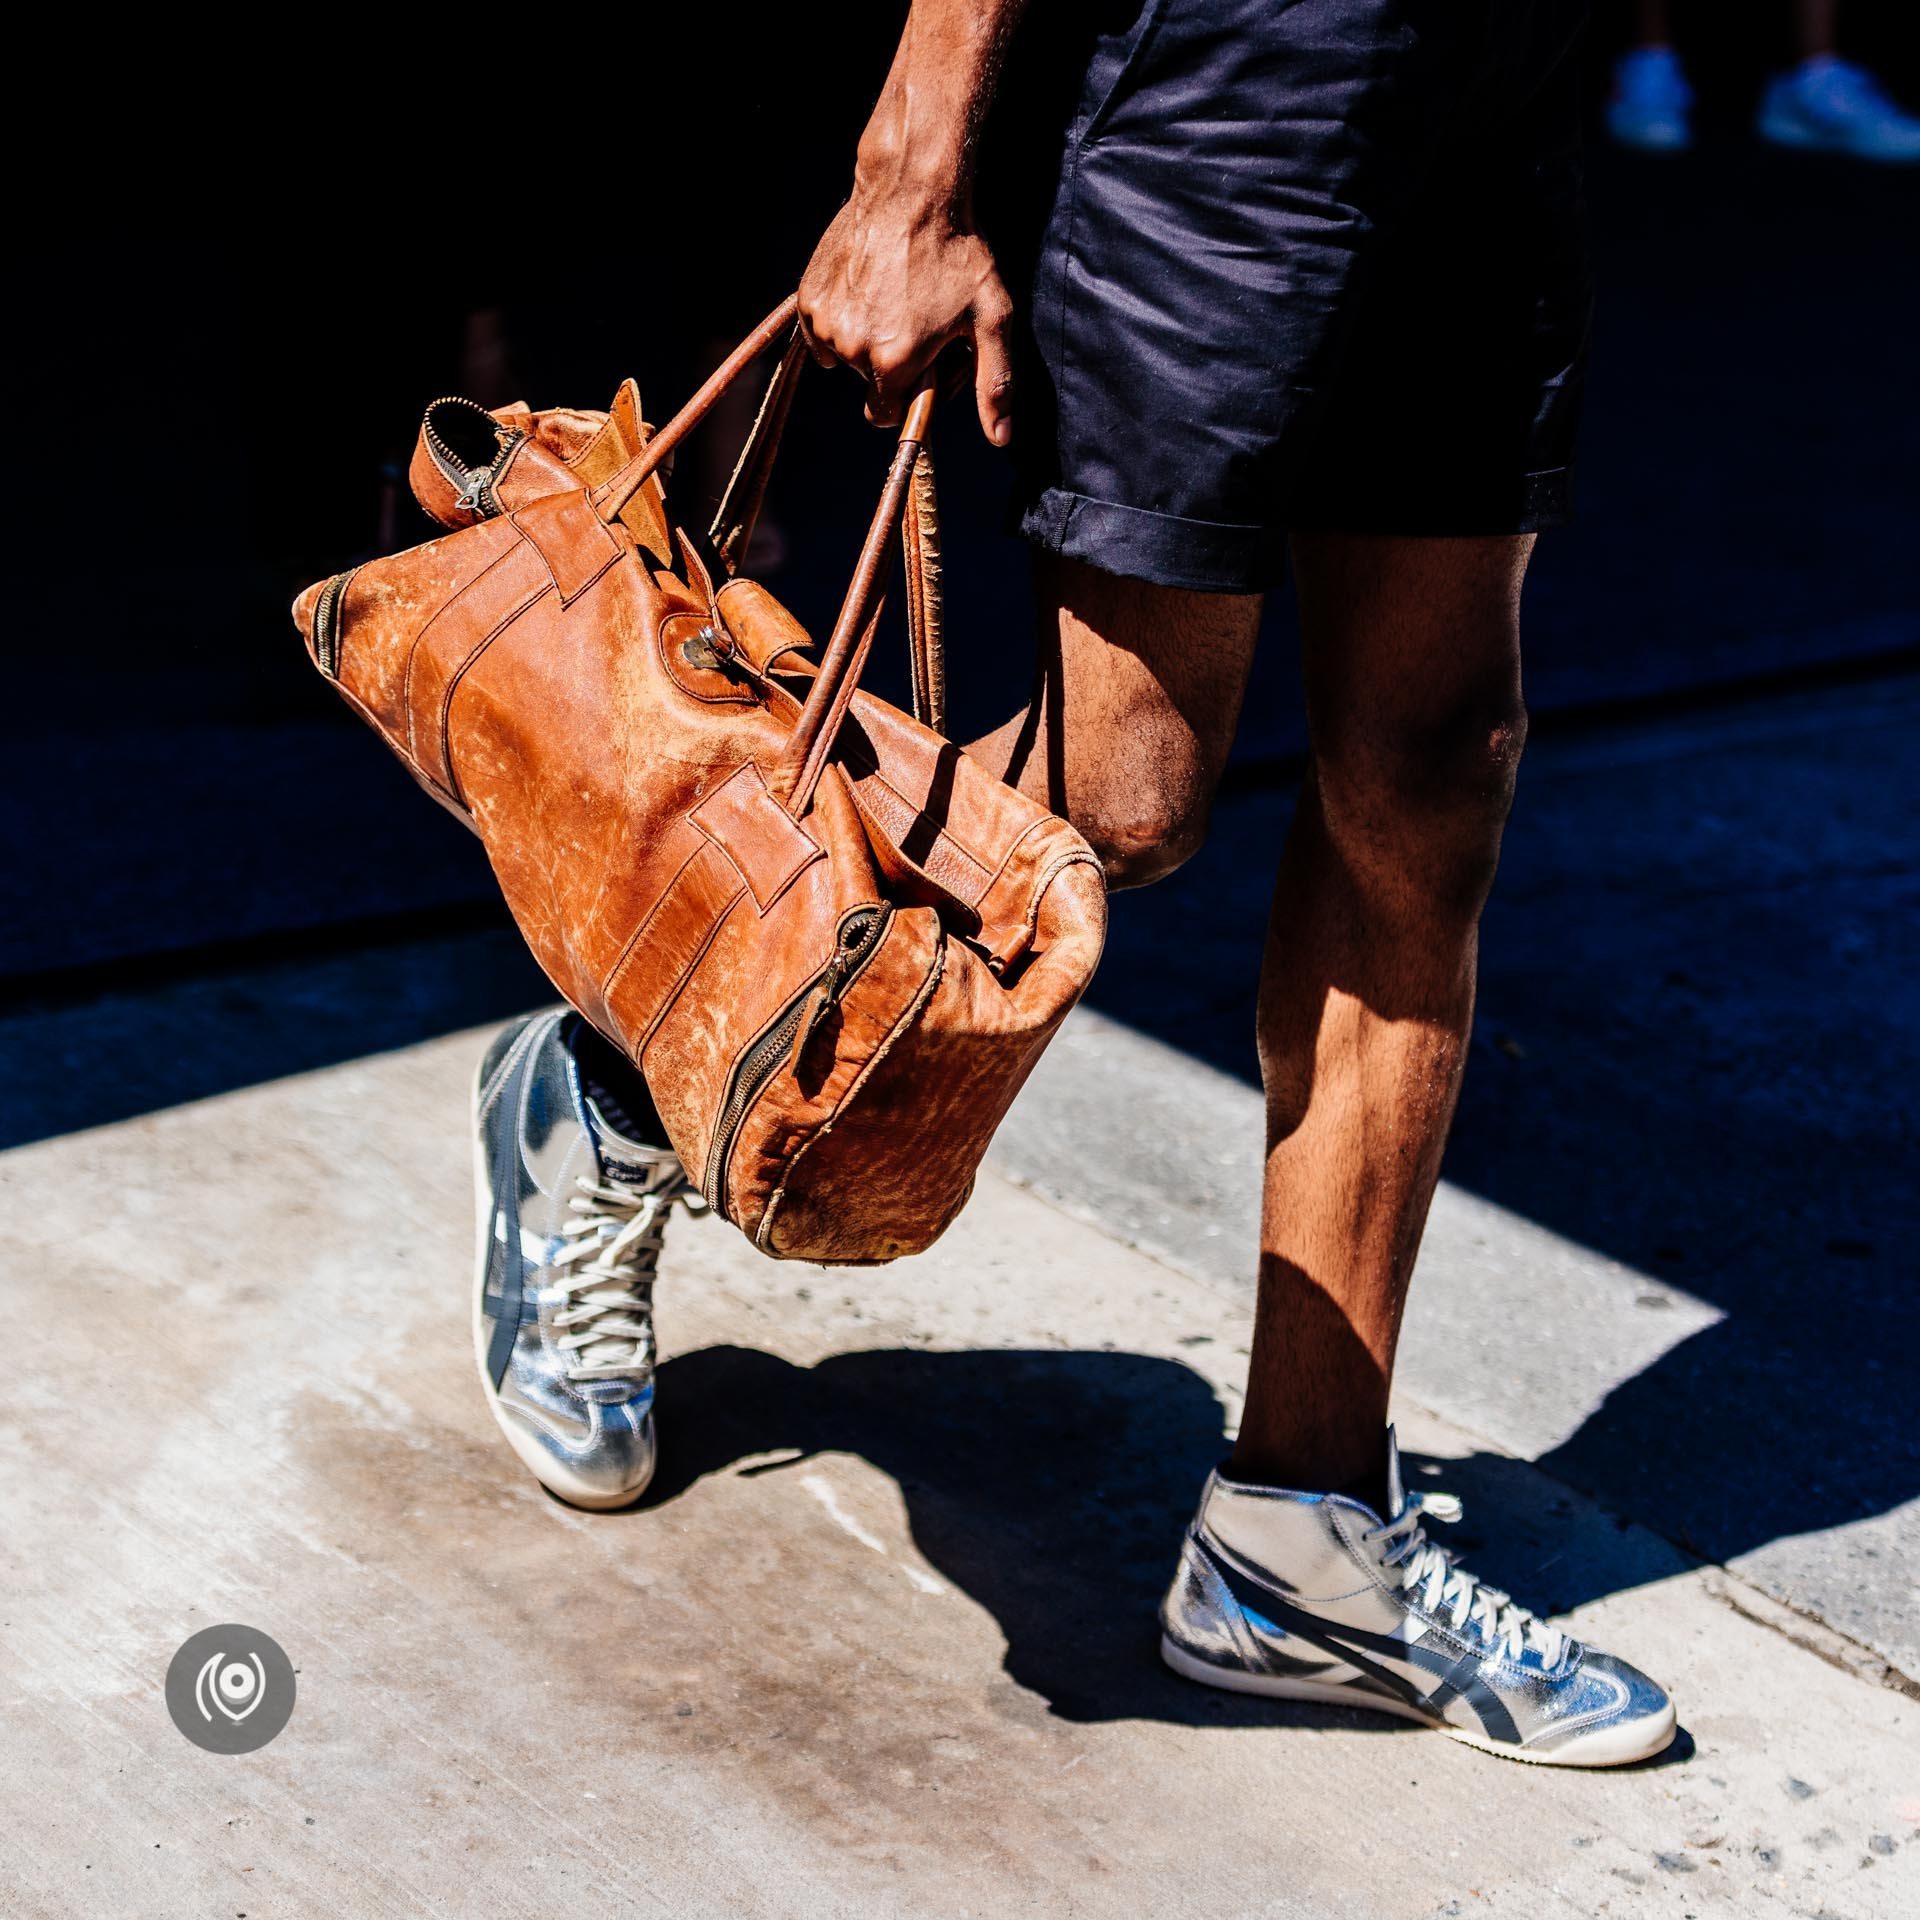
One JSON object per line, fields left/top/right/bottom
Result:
{"left": 294, "top": 298, "right": 1106, "bottom": 1263}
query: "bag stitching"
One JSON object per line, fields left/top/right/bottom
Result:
{"left": 436, "top": 578, "right": 557, "bottom": 809}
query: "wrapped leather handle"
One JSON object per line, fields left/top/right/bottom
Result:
{"left": 902, "top": 445, "right": 945, "bottom": 736}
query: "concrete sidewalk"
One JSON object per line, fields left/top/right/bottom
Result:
{"left": 2, "top": 1028, "right": 1914, "bottom": 1918}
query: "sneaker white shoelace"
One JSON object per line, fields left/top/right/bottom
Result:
{"left": 1366, "top": 1493, "right": 1566, "bottom": 1667}
{"left": 551, "top": 1171, "right": 701, "bottom": 1382}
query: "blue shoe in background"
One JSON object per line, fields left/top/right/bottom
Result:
{"left": 1758, "top": 57, "right": 1920, "bottom": 164}
{"left": 1607, "top": 46, "right": 1694, "bottom": 153}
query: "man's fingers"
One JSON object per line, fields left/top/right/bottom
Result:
{"left": 863, "top": 344, "right": 920, "bottom": 429}
{"left": 971, "top": 284, "right": 1016, "bottom": 447}
{"left": 795, "top": 270, "right": 836, "bottom": 367}
{"left": 798, "top": 218, "right": 1019, "bottom": 438}
{"left": 797, "top": 302, "right": 844, "bottom": 371}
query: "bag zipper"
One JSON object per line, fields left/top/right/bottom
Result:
{"left": 311, "top": 567, "right": 358, "bottom": 677}
{"left": 422, "top": 397, "right": 527, "bottom": 520}
{"left": 702, "top": 904, "right": 893, "bottom": 1212}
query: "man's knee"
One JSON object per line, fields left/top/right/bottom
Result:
{"left": 1314, "top": 686, "right": 1529, "bottom": 915}
{"left": 1061, "top": 722, "right": 1220, "bottom": 890}
{"left": 1082, "top": 783, "right": 1213, "bottom": 891}
{"left": 990, "top": 559, "right": 1260, "bottom": 891}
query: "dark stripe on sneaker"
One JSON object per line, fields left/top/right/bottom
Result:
{"left": 1200, "top": 1533, "right": 1503, "bottom": 1735}
{"left": 1459, "top": 1674, "right": 1521, "bottom": 1746}
{"left": 484, "top": 1032, "right": 543, "bottom": 1389}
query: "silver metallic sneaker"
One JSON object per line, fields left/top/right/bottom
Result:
{"left": 471, "top": 1010, "right": 701, "bottom": 1510}
{"left": 1160, "top": 1429, "right": 1677, "bottom": 1767}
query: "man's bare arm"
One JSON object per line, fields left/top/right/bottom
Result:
{"left": 798, "top": 0, "right": 1029, "bottom": 444}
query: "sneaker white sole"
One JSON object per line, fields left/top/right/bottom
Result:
{"left": 469, "top": 1042, "right": 655, "bottom": 1512}
{"left": 1160, "top": 1635, "right": 1677, "bottom": 1769}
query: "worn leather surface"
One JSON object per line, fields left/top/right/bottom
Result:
{"left": 295, "top": 303, "right": 1105, "bottom": 1263}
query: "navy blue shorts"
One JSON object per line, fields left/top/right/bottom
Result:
{"left": 987, "top": 0, "right": 1594, "bottom": 593}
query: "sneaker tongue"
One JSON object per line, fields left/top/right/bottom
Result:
{"left": 582, "top": 1096, "right": 679, "bottom": 1189}
{"left": 572, "top": 1103, "right": 666, "bottom": 1376}
{"left": 1383, "top": 1425, "right": 1408, "bottom": 1519}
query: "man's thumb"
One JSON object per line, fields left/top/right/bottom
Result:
{"left": 973, "top": 287, "right": 1016, "bottom": 447}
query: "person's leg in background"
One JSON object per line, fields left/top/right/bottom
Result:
{"left": 1607, "top": 0, "right": 1695, "bottom": 151}
{"left": 1229, "top": 533, "right": 1531, "bottom": 1508}
{"left": 1795, "top": 0, "right": 1840, "bottom": 61}
{"left": 1610, "top": 0, "right": 1920, "bottom": 160}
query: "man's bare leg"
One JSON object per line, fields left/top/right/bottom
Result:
{"left": 1229, "top": 533, "right": 1533, "bottom": 1503}
{"left": 970, "top": 538, "right": 1673, "bottom": 1764}
{"left": 972, "top": 539, "right": 1528, "bottom": 1500}
{"left": 799, "top": 0, "right": 1673, "bottom": 1764}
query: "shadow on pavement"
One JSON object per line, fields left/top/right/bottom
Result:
{"left": 633, "top": 1342, "right": 1692, "bottom": 1750}
{"left": 1, "top": 683, "right": 1910, "bottom": 1649}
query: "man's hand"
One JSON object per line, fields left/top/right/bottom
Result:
{"left": 800, "top": 180, "right": 1015, "bottom": 444}
{"left": 797, "top": 0, "right": 1028, "bottom": 445}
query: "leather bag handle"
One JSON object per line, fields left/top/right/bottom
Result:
{"left": 775, "top": 382, "right": 938, "bottom": 815}
{"left": 902, "top": 444, "right": 945, "bottom": 737}
{"left": 705, "top": 328, "right": 942, "bottom": 741}
{"left": 709, "top": 328, "right": 809, "bottom": 573}
{"left": 592, "top": 298, "right": 950, "bottom": 776}
{"left": 715, "top": 343, "right": 945, "bottom": 741}
{"left": 591, "top": 297, "right": 802, "bottom": 526}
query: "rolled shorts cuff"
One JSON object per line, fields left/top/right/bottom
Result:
{"left": 1014, "top": 488, "right": 1286, "bottom": 594}
{"left": 1017, "top": 469, "right": 1574, "bottom": 593}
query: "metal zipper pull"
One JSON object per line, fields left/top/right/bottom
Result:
{"left": 453, "top": 468, "right": 494, "bottom": 514}
{"left": 702, "top": 906, "right": 893, "bottom": 1212}
{"left": 788, "top": 911, "right": 884, "bottom": 1070}
{"left": 422, "top": 403, "right": 524, "bottom": 522}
